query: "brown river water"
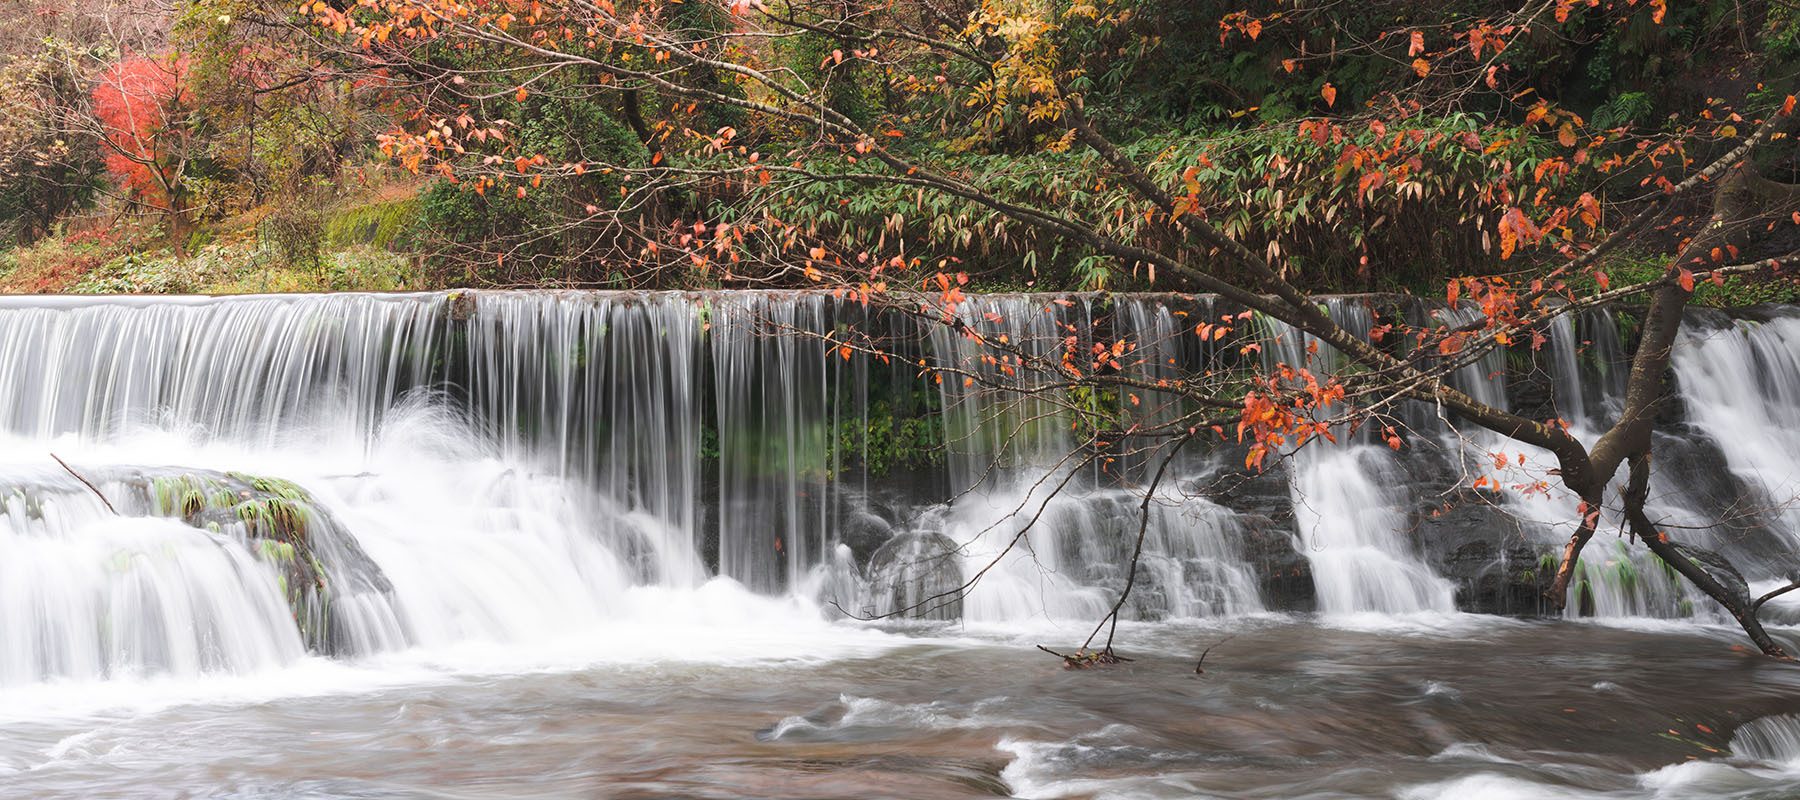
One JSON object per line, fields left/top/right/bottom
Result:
{"left": 3, "top": 616, "right": 1798, "bottom": 800}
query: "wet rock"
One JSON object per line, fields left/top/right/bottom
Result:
{"left": 864, "top": 530, "right": 964, "bottom": 620}
{"left": 134, "top": 469, "right": 392, "bottom": 655}
{"left": 1201, "top": 460, "right": 1314, "bottom": 612}
{"left": 1445, "top": 537, "right": 1554, "bottom": 616}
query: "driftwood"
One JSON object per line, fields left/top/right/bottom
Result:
{"left": 1037, "top": 644, "right": 1133, "bottom": 669}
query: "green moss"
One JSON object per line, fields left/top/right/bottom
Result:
{"left": 324, "top": 196, "right": 421, "bottom": 251}
{"left": 149, "top": 474, "right": 230, "bottom": 517}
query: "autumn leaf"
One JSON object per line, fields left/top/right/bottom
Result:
{"left": 1677, "top": 267, "right": 1694, "bottom": 292}
{"left": 515, "top": 87, "right": 528, "bottom": 102}
{"left": 1577, "top": 192, "right": 1601, "bottom": 227}
{"left": 1321, "top": 82, "right": 1337, "bottom": 107}
{"left": 1409, "top": 31, "right": 1424, "bottom": 56}
{"left": 1411, "top": 58, "right": 1430, "bottom": 78}
{"left": 1282, "top": 58, "right": 1298, "bottom": 73}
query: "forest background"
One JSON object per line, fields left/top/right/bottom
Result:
{"left": 1, "top": 0, "right": 1795, "bottom": 304}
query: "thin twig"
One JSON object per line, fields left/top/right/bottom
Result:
{"left": 50, "top": 453, "right": 118, "bottom": 515}
{"left": 1194, "top": 634, "right": 1237, "bottom": 674}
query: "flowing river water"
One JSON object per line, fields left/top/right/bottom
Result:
{"left": 1, "top": 292, "right": 1799, "bottom": 799}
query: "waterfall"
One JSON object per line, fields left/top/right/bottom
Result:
{"left": 2, "top": 291, "right": 1798, "bottom": 687}
{"left": 1256, "top": 298, "right": 1458, "bottom": 615}
{"left": 1673, "top": 313, "right": 1800, "bottom": 558}
{"left": 0, "top": 487, "right": 305, "bottom": 684}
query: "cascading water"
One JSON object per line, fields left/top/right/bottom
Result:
{"left": 1672, "top": 312, "right": 1800, "bottom": 557}
{"left": 3, "top": 291, "right": 1799, "bottom": 692}
{"left": 1259, "top": 299, "right": 1458, "bottom": 615}
{"left": 0, "top": 291, "right": 1280, "bottom": 689}
{"left": 0, "top": 487, "right": 306, "bottom": 684}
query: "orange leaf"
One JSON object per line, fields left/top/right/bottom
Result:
{"left": 1282, "top": 59, "right": 1297, "bottom": 73}
{"left": 1677, "top": 267, "right": 1694, "bottom": 292}
{"left": 1411, "top": 58, "right": 1430, "bottom": 78}
{"left": 1409, "top": 31, "right": 1424, "bottom": 56}
{"left": 1321, "top": 83, "right": 1337, "bottom": 108}
{"left": 1245, "top": 19, "right": 1261, "bottom": 40}
{"left": 515, "top": 87, "right": 528, "bottom": 102}
{"left": 1577, "top": 192, "right": 1601, "bottom": 227}
{"left": 1785, "top": 95, "right": 1798, "bottom": 116}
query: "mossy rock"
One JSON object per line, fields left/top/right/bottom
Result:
{"left": 133, "top": 469, "right": 392, "bottom": 655}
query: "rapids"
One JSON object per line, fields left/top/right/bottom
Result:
{"left": 0, "top": 291, "right": 1797, "bottom": 799}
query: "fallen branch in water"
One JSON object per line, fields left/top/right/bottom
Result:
{"left": 1194, "top": 634, "right": 1237, "bottom": 675}
{"left": 1037, "top": 644, "right": 1133, "bottom": 669}
{"left": 50, "top": 453, "right": 118, "bottom": 515}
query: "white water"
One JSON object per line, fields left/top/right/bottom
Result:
{"left": 1291, "top": 446, "right": 1457, "bottom": 614}
{"left": 0, "top": 292, "right": 1275, "bottom": 693}
{"left": 0, "top": 495, "right": 304, "bottom": 685}
{"left": 1673, "top": 315, "right": 1800, "bottom": 557}
{"left": 1262, "top": 299, "right": 1459, "bottom": 615}
{"left": 1, "top": 293, "right": 1798, "bottom": 695}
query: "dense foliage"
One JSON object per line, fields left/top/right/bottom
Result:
{"left": 2, "top": 0, "right": 1796, "bottom": 299}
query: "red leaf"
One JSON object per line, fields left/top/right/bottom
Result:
{"left": 1677, "top": 267, "right": 1694, "bottom": 292}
